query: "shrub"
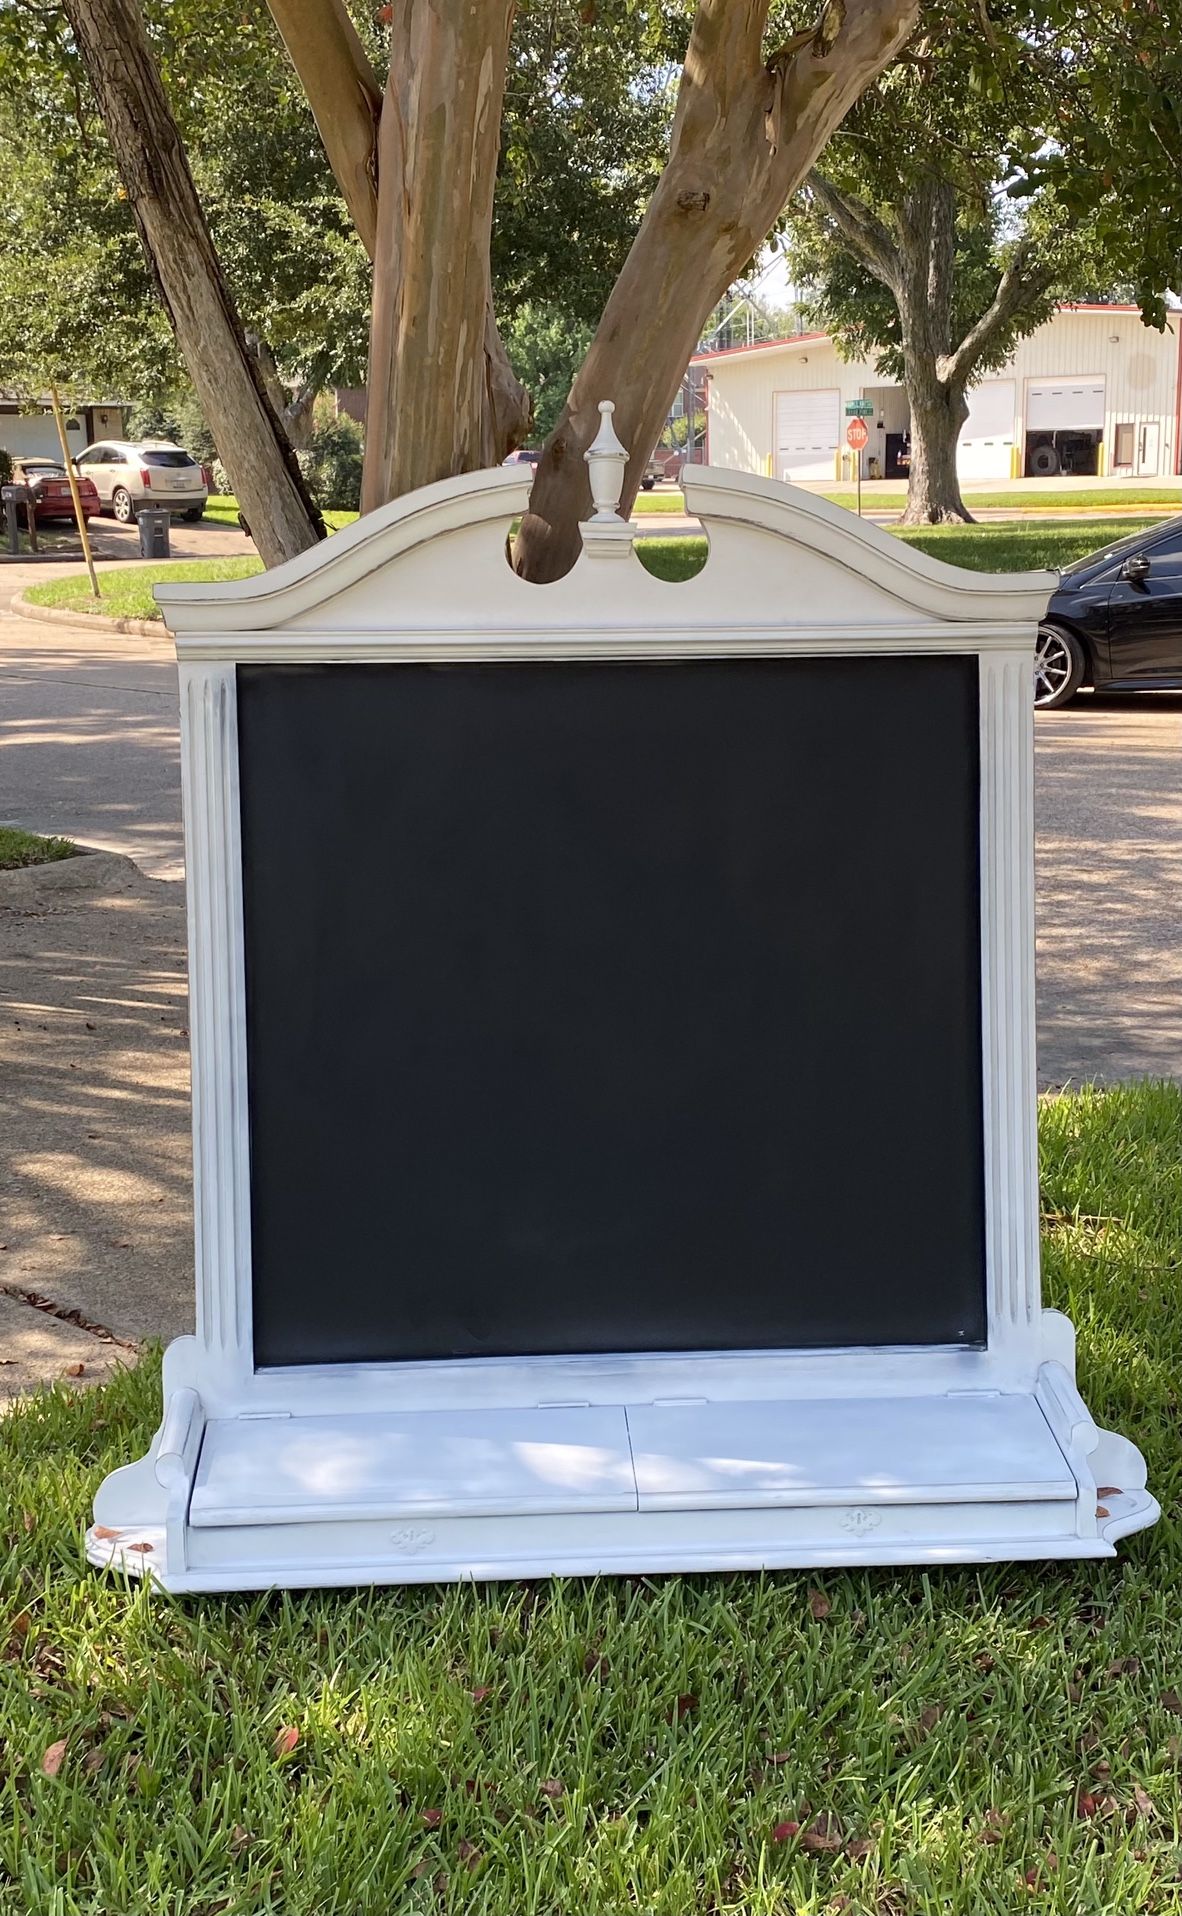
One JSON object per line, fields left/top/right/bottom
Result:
{"left": 299, "top": 413, "right": 364, "bottom": 512}
{"left": 0, "top": 447, "right": 12, "bottom": 488}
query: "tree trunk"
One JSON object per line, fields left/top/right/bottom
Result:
{"left": 514, "top": 0, "right": 922, "bottom": 583}
{"left": 899, "top": 380, "right": 973, "bottom": 525}
{"left": 63, "top": 0, "right": 325, "bottom": 567}
{"left": 265, "top": 0, "right": 530, "bottom": 485}
{"left": 361, "top": 0, "right": 530, "bottom": 511}
{"left": 246, "top": 335, "right": 321, "bottom": 451}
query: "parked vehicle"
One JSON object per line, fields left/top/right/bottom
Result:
{"left": 504, "top": 445, "right": 669, "bottom": 491}
{"left": 11, "top": 458, "right": 100, "bottom": 524}
{"left": 1036, "top": 513, "right": 1182, "bottom": 707}
{"left": 74, "top": 439, "right": 208, "bottom": 523}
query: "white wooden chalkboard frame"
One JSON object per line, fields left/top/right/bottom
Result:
{"left": 88, "top": 408, "right": 1157, "bottom": 1589}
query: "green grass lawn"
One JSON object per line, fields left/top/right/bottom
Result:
{"left": 24, "top": 557, "right": 263, "bottom": 622}
{"left": 201, "top": 487, "right": 1180, "bottom": 528}
{"left": 202, "top": 495, "right": 357, "bottom": 533}
{"left": 632, "top": 491, "right": 688, "bottom": 514}
{"left": 898, "top": 516, "right": 1161, "bottom": 574}
{"left": 0, "top": 825, "right": 75, "bottom": 869}
{"left": 637, "top": 517, "right": 1159, "bottom": 583}
{"left": 25, "top": 516, "right": 1161, "bottom": 621}
{"left": 821, "top": 486, "right": 1182, "bottom": 513}
{"left": 2, "top": 1081, "right": 1180, "bottom": 1914}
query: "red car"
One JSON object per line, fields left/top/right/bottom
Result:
{"left": 11, "top": 458, "right": 100, "bottom": 524}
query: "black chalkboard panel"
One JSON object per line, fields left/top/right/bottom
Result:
{"left": 237, "top": 655, "right": 985, "bottom": 1368}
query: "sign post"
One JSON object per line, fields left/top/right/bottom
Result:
{"left": 86, "top": 400, "right": 1158, "bottom": 1592}
{"left": 845, "top": 400, "right": 874, "bottom": 518}
{"left": 846, "top": 417, "right": 869, "bottom": 516}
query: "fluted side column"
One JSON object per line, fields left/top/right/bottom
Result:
{"left": 978, "top": 649, "right": 1041, "bottom": 1349}
{"left": 179, "top": 663, "right": 253, "bottom": 1377}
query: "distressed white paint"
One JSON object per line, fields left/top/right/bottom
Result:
{"left": 699, "top": 306, "right": 1181, "bottom": 481}
{"left": 87, "top": 445, "right": 1158, "bottom": 1590}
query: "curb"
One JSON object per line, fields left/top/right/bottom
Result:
{"left": 11, "top": 591, "right": 168, "bottom": 641}
{"left": 0, "top": 848, "right": 144, "bottom": 903}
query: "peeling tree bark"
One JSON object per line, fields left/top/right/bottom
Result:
{"left": 512, "top": 0, "right": 922, "bottom": 582}
{"left": 266, "top": 0, "right": 530, "bottom": 503}
{"left": 361, "top": 0, "right": 530, "bottom": 508}
{"left": 265, "top": 0, "right": 382, "bottom": 253}
{"left": 63, "top": 0, "right": 326, "bottom": 567}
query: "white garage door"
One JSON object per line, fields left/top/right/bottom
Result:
{"left": 0, "top": 414, "right": 85, "bottom": 460}
{"left": 775, "top": 389, "right": 839, "bottom": 482}
{"left": 0, "top": 415, "right": 57, "bottom": 460}
{"left": 958, "top": 379, "right": 1015, "bottom": 482}
{"left": 1025, "top": 379, "right": 1105, "bottom": 432}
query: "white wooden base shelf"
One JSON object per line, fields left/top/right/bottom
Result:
{"left": 87, "top": 1339, "right": 1156, "bottom": 1591}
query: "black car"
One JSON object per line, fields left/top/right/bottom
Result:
{"left": 1037, "top": 513, "right": 1182, "bottom": 707}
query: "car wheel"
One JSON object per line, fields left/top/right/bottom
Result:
{"left": 1029, "top": 442, "right": 1059, "bottom": 478}
{"left": 182, "top": 506, "right": 204, "bottom": 522}
{"left": 1034, "top": 623, "right": 1085, "bottom": 709}
{"left": 640, "top": 477, "right": 656, "bottom": 491}
{"left": 112, "top": 487, "right": 134, "bottom": 524}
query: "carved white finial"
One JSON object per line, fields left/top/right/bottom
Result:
{"left": 584, "top": 399, "right": 628, "bottom": 522}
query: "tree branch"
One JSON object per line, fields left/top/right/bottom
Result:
{"left": 515, "top": 0, "right": 921, "bottom": 579}
{"left": 941, "top": 239, "right": 1055, "bottom": 389}
{"left": 265, "top": 0, "right": 382, "bottom": 256}
{"left": 806, "top": 169, "right": 901, "bottom": 292}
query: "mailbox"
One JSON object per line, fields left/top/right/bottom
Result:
{"left": 88, "top": 402, "right": 1157, "bottom": 1591}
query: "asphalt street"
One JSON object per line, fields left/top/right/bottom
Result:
{"left": 0, "top": 570, "right": 1179, "bottom": 1376}
{"left": 2, "top": 570, "right": 1179, "bottom": 1068}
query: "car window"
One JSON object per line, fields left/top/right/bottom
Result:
{"left": 142, "top": 449, "right": 197, "bottom": 468}
{"left": 1145, "top": 524, "right": 1182, "bottom": 571}
{"left": 1060, "top": 520, "right": 1180, "bottom": 579}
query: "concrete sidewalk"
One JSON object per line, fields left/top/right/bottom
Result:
{"left": 0, "top": 857, "right": 190, "bottom": 1397}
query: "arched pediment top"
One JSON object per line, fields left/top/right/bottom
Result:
{"left": 157, "top": 460, "right": 1055, "bottom": 642}
{"left": 158, "top": 466, "right": 534, "bottom": 635}
{"left": 681, "top": 467, "right": 1055, "bottom": 625}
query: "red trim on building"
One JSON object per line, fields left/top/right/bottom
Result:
{"left": 692, "top": 304, "right": 1181, "bottom": 366}
{"left": 691, "top": 332, "right": 828, "bottom": 364}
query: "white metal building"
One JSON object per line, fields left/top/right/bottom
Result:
{"left": 694, "top": 305, "right": 1182, "bottom": 485}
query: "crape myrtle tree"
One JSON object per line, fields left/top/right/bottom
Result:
{"left": 0, "top": 0, "right": 667, "bottom": 489}
{"left": 53, "top": 0, "right": 922, "bottom": 574}
{"left": 786, "top": 0, "right": 1182, "bottom": 525}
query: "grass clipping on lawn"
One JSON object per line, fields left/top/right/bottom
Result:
{"left": 2, "top": 1082, "right": 1180, "bottom": 1914}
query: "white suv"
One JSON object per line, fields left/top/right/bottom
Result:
{"left": 75, "top": 440, "right": 208, "bottom": 523}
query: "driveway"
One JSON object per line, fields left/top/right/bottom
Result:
{"left": 1, "top": 559, "right": 190, "bottom": 879}
{"left": 1036, "top": 694, "right": 1182, "bottom": 1086}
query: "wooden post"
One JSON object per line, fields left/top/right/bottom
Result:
{"left": 49, "top": 388, "right": 100, "bottom": 599}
